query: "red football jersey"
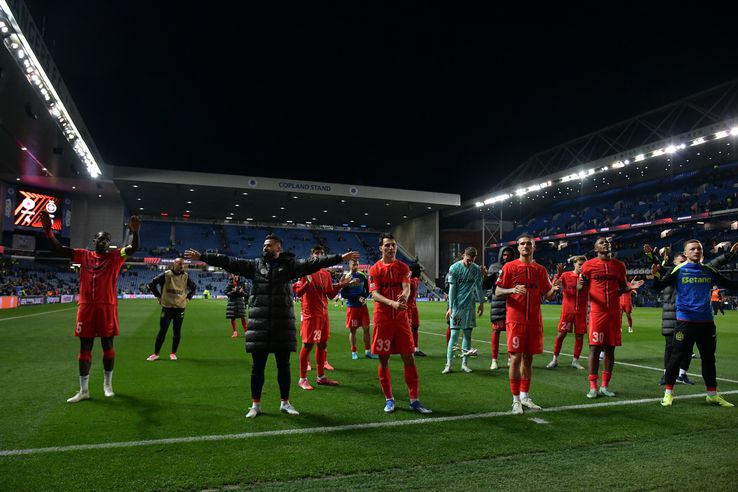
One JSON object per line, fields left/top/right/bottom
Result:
{"left": 73, "top": 248, "right": 128, "bottom": 305}
{"left": 558, "top": 270, "right": 588, "bottom": 315}
{"left": 293, "top": 269, "right": 340, "bottom": 319}
{"left": 495, "top": 259, "right": 551, "bottom": 325}
{"left": 369, "top": 260, "right": 410, "bottom": 322}
{"left": 407, "top": 277, "right": 419, "bottom": 308}
{"left": 580, "top": 257, "right": 627, "bottom": 313}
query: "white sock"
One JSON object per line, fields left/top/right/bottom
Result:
{"left": 80, "top": 375, "right": 89, "bottom": 392}
{"left": 678, "top": 369, "right": 687, "bottom": 377}
{"left": 553, "top": 355, "right": 559, "bottom": 362}
{"left": 520, "top": 391, "right": 529, "bottom": 400}
{"left": 571, "top": 357, "right": 577, "bottom": 364}
{"left": 251, "top": 401, "right": 261, "bottom": 410}
{"left": 104, "top": 371, "right": 113, "bottom": 387}
{"left": 665, "top": 388, "right": 673, "bottom": 395}
{"left": 462, "top": 356, "right": 468, "bottom": 365}
{"left": 707, "top": 390, "right": 718, "bottom": 397}
{"left": 299, "top": 378, "right": 307, "bottom": 384}
{"left": 512, "top": 394, "right": 521, "bottom": 402}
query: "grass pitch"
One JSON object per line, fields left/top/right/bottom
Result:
{"left": 1, "top": 300, "right": 737, "bottom": 491}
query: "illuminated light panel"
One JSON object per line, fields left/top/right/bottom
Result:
{"left": 0, "top": 3, "right": 102, "bottom": 177}
{"left": 715, "top": 130, "right": 729, "bottom": 139}
{"left": 634, "top": 154, "right": 645, "bottom": 162}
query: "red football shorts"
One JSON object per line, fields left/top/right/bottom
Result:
{"left": 346, "top": 306, "right": 370, "bottom": 328}
{"left": 505, "top": 322, "right": 543, "bottom": 354}
{"left": 408, "top": 306, "right": 419, "bottom": 328}
{"left": 492, "top": 320, "right": 506, "bottom": 332}
{"left": 620, "top": 304, "right": 632, "bottom": 314}
{"left": 588, "top": 310, "right": 622, "bottom": 346}
{"left": 558, "top": 312, "right": 587, "bottom": 335}
{"left": 301, "top": 316, "right": 330, "bottom": 344}
{"left": 75, "top": 303, "right": 119, "bottom": 338}
{"left": 372, "top": 317, "right": 414, "bottom": 355}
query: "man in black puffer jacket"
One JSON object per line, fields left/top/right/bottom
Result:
{"left": 645, "top": 242, "right": 737, "bottom": 385}
{"left": 482, "top": 246, "right": 515, "bottom": 370}
{"left": 185, "top": 234, "right": 359, "bottom": 418}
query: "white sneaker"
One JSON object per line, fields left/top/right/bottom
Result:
{"left": 511, "top": 400, "right": 524, "bottom": 415}
{"left": 66, "top": 390, "right": 90, "bottom": 403}
{"left": 441, "top": 364, "right": 452, "bottom": 374}
{"left": 280, "top": 401, "right": 300, "bottom": 415}
{"left": 490, "top": 359, "right": 499, "bottom": 370}
{"left": 146, "top": 353, "right": 159, "bottom": 361}
{"left": 546, "top": 359, "right": 558, "bottom": 369}
{"left": 628, "top": 327, "right": 633, "bottom": 333}
{"left": 245, "top": 405, "right": 262, "bottom": 418}
{"left": 103, "top": 385, "right": 115, "bottom": 398}
{"left": 520, "top": 397, "right": 542, "bottom": 410}
{"left": 571, "top": 360, "right": 585, "bottom": 370}
{"left": 460, "top": 363, "right": 472, "bottom": 373}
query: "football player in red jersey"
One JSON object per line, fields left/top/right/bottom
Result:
{"left": 495, "top": 233, "right": 559, "bottom": 414}
{"left": 579, "top": 237, "right": 643, "bottom": 399}
{"left": 293, "top": 246, "right": 353, "bottom": 389}
{"left": 41, "top": 211, "right": 140, "bottom": 403}
{"left": 368, "top": 233, "right": 431, "bottom": 414}
{"left": 547, "top": 256, "right": 588, "bottom": 370}
{"left": 620, "top": 278, "right": 636, "bottom": 333}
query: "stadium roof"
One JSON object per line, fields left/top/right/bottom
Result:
{"left": 111, "top": 166, "right": 459, "bottom": 230}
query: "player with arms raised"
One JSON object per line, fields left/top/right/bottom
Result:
{"left": 41, "top": 211, "right": 140, "bottom": 403}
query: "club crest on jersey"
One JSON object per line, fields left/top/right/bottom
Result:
{"left": 260, "top": 268, "right": 268, "bottom": 276}
{"left": 675, "top": 331, "right": 685, "bottom": 342}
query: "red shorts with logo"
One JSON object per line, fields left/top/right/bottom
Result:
{"left": 372, "top": 318, "right": 414, "bottom": 355}
{"left": 558, "top": 312, "right": 587, "bottom": 335}
{"left": 346, "top": 306, "right": 370, "bottom": 328}
{"left": 505, "top": 322, "right": 543, "bottom": 354}
{"left": 492, "top": 320, "right": 506, "bottom": 332}
{"left": 588, "top": 310, "right": 622, "bottom": 346}
{"left": 301, "top": 316, "right": 330, "bottom": 344}
{"left": 408, "top": 306, "right": 419, "bottom": 328}
{"left": 75, "top": 303, "right": 119, "bottom": 338}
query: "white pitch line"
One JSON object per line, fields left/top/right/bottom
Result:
{"left": 418, "top": 329, "right": 738, "bottom": 385}
{"left": 0, "top": 307, "right": 76, "bottom": 322}
{"left": 1, "top": 390, "right": 736, "bottom": 458}
{"left": 528, "top": 417, "right": 549, "bottom": 424}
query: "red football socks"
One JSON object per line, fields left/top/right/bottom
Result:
{"left": 574, "top": 337, "right": 583, "bottom": 359}
{"left": 588, "top": 374, "right": 598, "bottom": 390}
{"left": 553, "top": 337, "right": 563, "bottom": 357}
{"left": 491, "top": 330, "right": 500, "bottom": 359}
{"left": 404, "top": 364, "right": 419, "bottom": 401}
{"left": 378, "top": 366, "right": 393, "bottom": 399}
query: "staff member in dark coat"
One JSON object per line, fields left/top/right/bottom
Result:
{"left": 146, "top": 258, "right": 197, "bottom": 361}
{"left": 185, "top": 234, "right": 359, "bottom": 418}
{"left": 226, "top": 274, "right": 249, "bottom": 338}
{"left": 482, "top": 246, "right": 515, "bottom": 370}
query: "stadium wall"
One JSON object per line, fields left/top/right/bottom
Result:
{"left": 70, "top": 195, "right": 126, "bottom": 248}
{"left": 392, "top": 211, "right": 439, "bottom": 281}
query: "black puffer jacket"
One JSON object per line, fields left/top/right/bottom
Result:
{"left": 482, "top": 246, "right": 515, "bottom": 323}
{"left": 225, "top": 278, "right": 248, "bottom": 319}
{"left": 201, "top": 252, "right": 343, "bottom": 352}
{"left": 650, "top": 250, "right": 735, "bottom": 335}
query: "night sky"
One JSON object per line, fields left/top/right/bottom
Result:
{"left": 26, "top": 1, "right": 738, "bottom": 199}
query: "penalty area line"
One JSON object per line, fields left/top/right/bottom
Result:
{"left": 2, "top": 390, "right": 737, "bottom": 458}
